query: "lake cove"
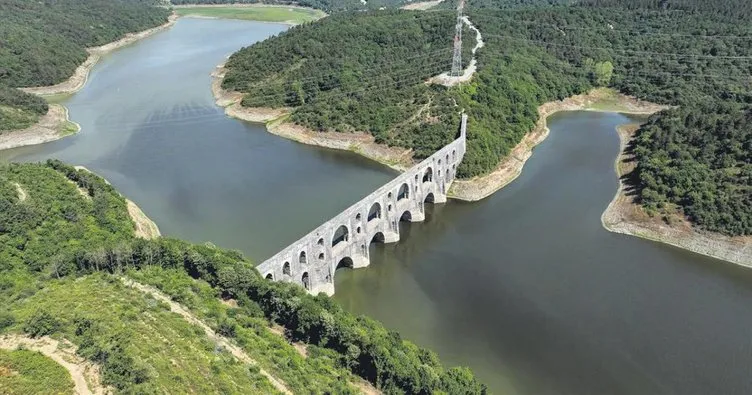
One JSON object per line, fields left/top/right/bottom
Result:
{"left": 2, "top": 18, "right": 751, "bottom": 395}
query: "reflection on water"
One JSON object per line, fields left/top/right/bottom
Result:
{"left": 335, "top": 112, "right": 752, "bottom": 395}
{"left": 3, "top": 18, "right": 752, "bottom": 395}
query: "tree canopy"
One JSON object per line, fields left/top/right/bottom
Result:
{"left": 0, "top": 161, "right": 487, "bottom": 393}
{"left": 0, "top": 0, "right": 170, "bottom": 130}
{"left": 223, "top": 0, "right": 751, "bottom": 235}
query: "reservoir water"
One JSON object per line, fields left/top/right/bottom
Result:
{"left": 3, "top": 18, "right": 751, "bottom": 395}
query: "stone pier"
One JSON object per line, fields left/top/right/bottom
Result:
{"left": 256, "top": 114, "right": 468, "bottom": 295}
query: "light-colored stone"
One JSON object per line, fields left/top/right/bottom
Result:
{"left": 257, "top": 115, "right": 468, "bottom": 295}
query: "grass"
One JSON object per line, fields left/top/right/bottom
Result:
{"left": 59, "top": 120, "right": 79, "bottom": 137}
{"left": 0, "top": 348, "right": 74, "bottom": 395}
{"left": 585, "top": 88, "right": 636, "bottom": 113}
{"left": 175, "top": 6, "right": 326, "bottom": 24}
{"left": 5, "top": 274, "right": 280, "bottom": 394}
{"left": 126, "top": 266, "right": 362, "bottom": 394}
{"left": 0, "top": 106, "right": 39, "bottom": 132}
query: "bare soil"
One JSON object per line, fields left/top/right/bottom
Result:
{"left": 401, "top": 0, "right": 445, "bottom": 10}
{"left": 126, "top": 201, "right": 161, "bottom": 240}
{"left": 12, "top": 183, "right": 27, "bottom": 202}
{"left": 0, "top": 335, "right": 107, "bottom": 395}
{"left": 0, "top": 105, "right": 79, "bottom": 151}
{"left": 211, "top": 62, "right": 413, "bottom": 171}
{"left": 20, "top": 13, "right": 178, "bottom": 97}
{"left": 601, "top": 124, "right": 752, "bottom": 267}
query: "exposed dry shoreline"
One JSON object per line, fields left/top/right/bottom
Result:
{"left": 21, "top": 13, "right": 178, "bottom": 97}
{"left": 602, "top": 124, "right": 751, "bottom": 267}
{"left": 401, "top": 0, "right": 445, "bottom": 10}
{"left": 449, "top": 88, "right": 667, "bottom": 201}
{"left": 0, "top": 104, "right": 79, "bottom": 151}
{"left": 1, "top": 13, "right": 178, "bottom": 152}
{"left": 211, "top": 62, "right": 413, "bottom": 171}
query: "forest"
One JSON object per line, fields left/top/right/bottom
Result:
{"left": 0, "top": 161, "right": 486, "bottom": 393}
{"left": 0, "top": 0, "right": 170, "bottom": 131}
{"left": 223, "top": 0, "right": 751, "bottom": 235}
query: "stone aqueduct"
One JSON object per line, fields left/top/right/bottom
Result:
{"left": 257, "top": 114, "right": 467, "bottom": 295}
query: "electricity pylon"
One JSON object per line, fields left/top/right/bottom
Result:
{"left": 450, "top": 0, "right": 465, "bottom": 77}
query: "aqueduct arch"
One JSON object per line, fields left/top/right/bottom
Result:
{"left": 368, "top": 202, "right": 381, "bottom": 221}
{"left": 255, "top": 114, "right": 467, "bottom": 296}
{"left": 332, "top": 225, "right": 349, "bottom": 247}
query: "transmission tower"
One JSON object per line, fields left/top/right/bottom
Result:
{"left": 450, "top": 0, "right": 465, "bottom": 77}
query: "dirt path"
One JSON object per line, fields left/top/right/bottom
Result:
{"left": 428, "top": 16, "right": 484, "bottom": 86}
{"left": 0, "top": 335, "right": 106, "bottom": 395}
{"left": 121, "top": 279, "right": 292, "bottom": 394}
{"left": 12, "top": 183, "right": 27, "bottom": 202}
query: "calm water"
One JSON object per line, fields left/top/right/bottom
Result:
{"left": 3, "top": 18, "right": 752, "bottom": 395}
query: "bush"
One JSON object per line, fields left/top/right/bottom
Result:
{"left": 0, "top": 311, "right": 15, "bottom": 331}
{"left": 23, "top": 310, "right": 60, "bottom": 337}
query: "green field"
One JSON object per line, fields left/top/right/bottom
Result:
{"left": 0, "top": 349, "right": 74, "bottom": 395}
{"left": 175, "top": 6, "right": 326, "bottom": 24}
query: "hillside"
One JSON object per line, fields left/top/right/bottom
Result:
{"left": 0, "top": 161, "right": 486, "bottom": 393}
{"left": 0, "top": 0, "right": 170, "bottom": 131}
{"left": 221, "top": 1, "right": 751, "bottom": 236}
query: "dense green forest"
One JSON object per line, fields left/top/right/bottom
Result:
{"left": 223, "top": 10, "right": 472, "bottom": 159}
{"left": 0, "top": 0, "right": 170, "bottom": 131}
{"left": 223, "top": 1, "right": 751, "bottom": 235}
{"left": 0, "top": 161, "right": 486, "bottom": 393}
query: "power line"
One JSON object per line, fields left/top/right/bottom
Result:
{"left": 241, "top": 48, "right": 453, "bottom": 90}
{"left": 470, "top": 14, "right": 752, "bottom": 40}
{"left": 483, "top": 33, "right": 752, "bottom": 60}
{"left": 62, "top": 61, "right": 454, "bottom": 132}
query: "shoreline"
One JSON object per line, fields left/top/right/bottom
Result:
{"left": 1, "top": 13, "right": 178, "bottom": 152}
{"left": 211, "top": 62, "right": 413, "bottom": 171}
{"left": 74, "top": 166, "right": 161, "bottom": 240}
{"left": 449, "top": 88, "right": 668, "bottom": 201}
{"left": 601, "top": 125, "right": 751, "bottom": 267}
{"left": 0, "top": 104, "right": 80, "bottom": 151}
{"left": 20, "top": 13, "right": 179, "bottom": 97}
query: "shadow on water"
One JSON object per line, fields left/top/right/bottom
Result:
{"left": 3, "top": 17, "right": 752, "bottom": 395}
{"left": 335, "top": 111, "right": 752, "bottom": 395}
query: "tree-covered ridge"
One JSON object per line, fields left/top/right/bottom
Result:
{"left": 633, "top": 105, "right": 751, "bottom": 235}
{"left": 0, "top": 162, "right": 486, "bottom": 393}
{"left": 0, "top": 0, "right": 171, "bottom": 88}
{"left": 466, "top": 5, "right": 751, "bottom": 235}
{"left": 224, "top": 10, "right": 471, "bottom": 158}
{"left": 0, "top": 0, "right": 170, "bottom": 131}
{"left": 579, "top": 0, "right": 752, "bottom": 19}
{"left": 224, "top": 2, "right": 751, "bottom": 235}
